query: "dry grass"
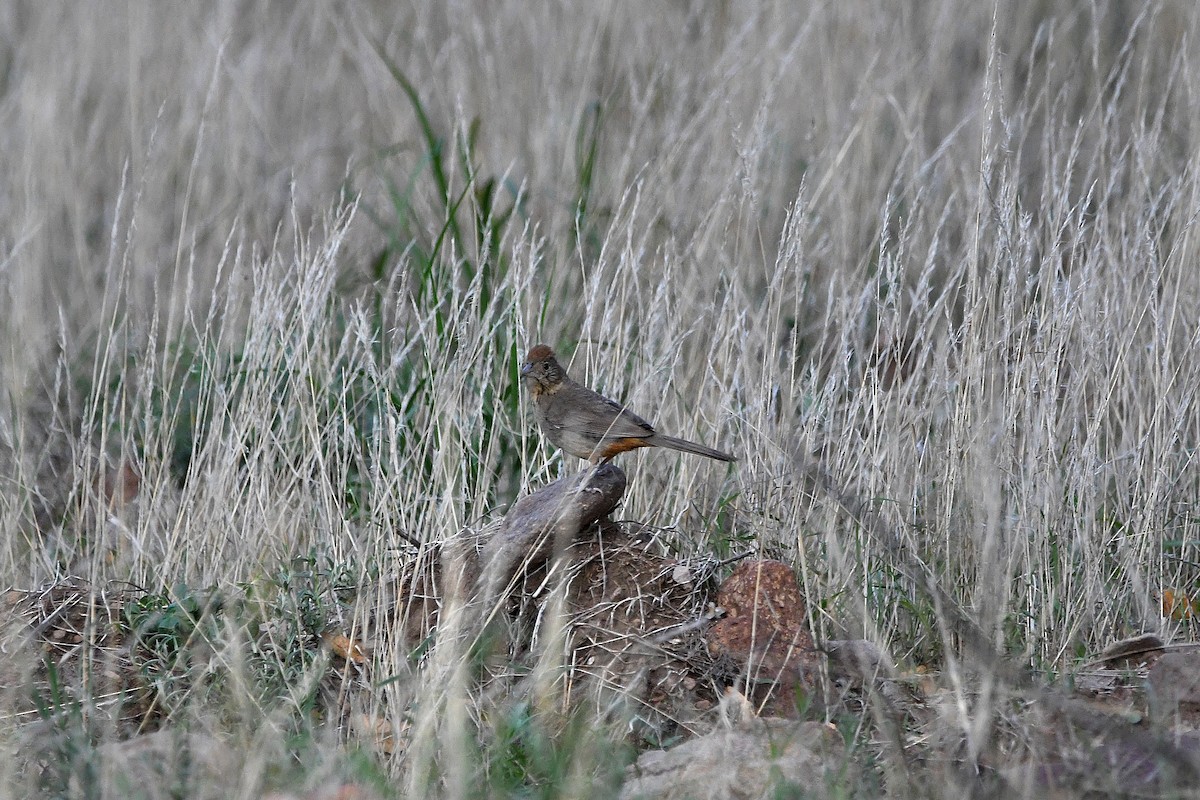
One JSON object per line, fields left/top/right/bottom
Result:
{"left": 2, "top": 1, "right": 1200, "bottom": 797}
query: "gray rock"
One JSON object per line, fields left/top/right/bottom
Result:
{"left": 1148, "top": 649, "right": 1200, "bottom": 712}
{"left": 620, "top": 718, "right": 845, "bottom": 800}
{"left": 94, "top": 730, "right": 236, "bottom": 800}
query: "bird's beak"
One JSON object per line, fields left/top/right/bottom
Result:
{"left": 519, "top": 362, "right": 532, "bottom": 377}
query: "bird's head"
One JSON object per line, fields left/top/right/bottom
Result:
{"left": 520, "top": 344, "right": 566, "bottom": 392}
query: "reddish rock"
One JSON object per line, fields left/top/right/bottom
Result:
{"left": 707, "top": 560, "right": 816, "bottom": 680}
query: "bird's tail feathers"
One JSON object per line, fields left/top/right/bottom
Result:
{"left": 655, "top": 435, "right": 736, "bottom": 463}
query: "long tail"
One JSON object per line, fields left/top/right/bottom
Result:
{"left": 653, "top": 434, "right": 737, "bottom": 463}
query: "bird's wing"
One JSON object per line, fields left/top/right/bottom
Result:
{"left": 590, "top": 393, "right": 656, "bottom": 439}
{"left": 549, "top": 383, "right": 656, "bottom": 440}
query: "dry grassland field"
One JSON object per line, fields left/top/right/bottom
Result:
{"left": 2, "top": 2, "right": 1200, "bottom": 798}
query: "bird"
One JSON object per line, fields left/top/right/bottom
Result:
{"left": 519, "top": 344, "right": 736, "bottom": 464}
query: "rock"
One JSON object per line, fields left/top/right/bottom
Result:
{"left": 820, "top": 639, "right": 897, "bottom": 683}
{"left": 1001, "top": 706, "right": 1200, "bottom": 797}
{"left": 707, "top": 560, "right": 816, "bottom": 680}
{"left": 1148, "top": 650, "right": 1200, "bottom": 712}
{"left": 706, "top": 560, "right": 819, "bottom": 718}
{"left": 620, "top": 718, "right": 845, "bottom": 800}
{"left": 93, "top": 731, "right": 235, "bottom": 800}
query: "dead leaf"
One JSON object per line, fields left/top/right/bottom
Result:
{"left": 323, "top": 632, "right": 369, "bottom": 663}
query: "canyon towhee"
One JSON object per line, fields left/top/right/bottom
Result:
{"left": 520, "top": 344, "right": 736, "bottom": 464}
